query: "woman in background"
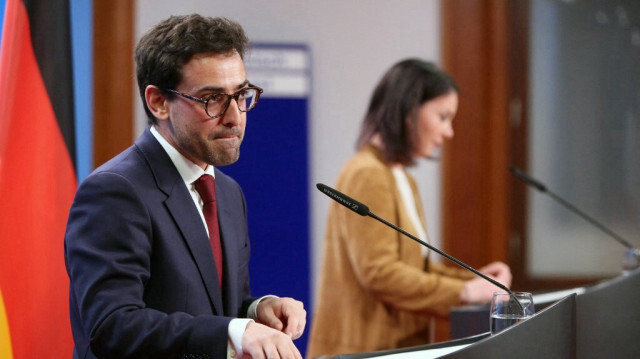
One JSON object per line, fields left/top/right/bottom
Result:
{"left": 307, "top": 59, "right": 512, "bottom": 358}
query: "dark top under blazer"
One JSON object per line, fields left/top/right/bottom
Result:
{"left": 64, "top": 128, "right": 256, "bottom": 359}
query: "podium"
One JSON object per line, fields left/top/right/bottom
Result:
{"left": 449, "top": 286, "right": 584, "bottom": 339}
{"left": 576, "top": 269, "right": 640, "bottom": 358}
{"left": 320, "top": 333, "right": 490, "bottom": 359}
{"left": 319, "top": 268, "right": 640, "bottom": 359}
{"left": 323, "top": 295, "right": 576, "bottom": 358}
{"left": 449, "top": 268, "right": 640, "bottom": 358}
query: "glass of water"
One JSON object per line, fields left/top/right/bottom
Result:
{"left": 622, "top": 248, "right": 640, "bottom": 275}
{"left": 490, "top": 292, "right": 535, "bottom": 335}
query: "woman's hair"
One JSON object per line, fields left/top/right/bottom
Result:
{"left": 356, "top": 58, "right": 459, "bottom": 166}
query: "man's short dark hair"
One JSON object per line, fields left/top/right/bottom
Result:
{"left": 135, "top": 14, "right": 249, "bottom": 124}
{"left": 357, "top": 59, "right": 459, "bottom": 166}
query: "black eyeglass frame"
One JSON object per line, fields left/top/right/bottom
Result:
{"left": 163, "top": 85, "right": 264, "bottom": 119}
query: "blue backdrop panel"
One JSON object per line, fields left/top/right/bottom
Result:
{"left": 0, "top": 0, "right": 5, "bottom": 41}
{"left": 224, "top": 98, "right": 309, "bottom": 300}
{"left": 70, "top": 0, "right": 93, "bottom": 181}
{"left": 222, "top": 43, "right": 311, "bottom": 353}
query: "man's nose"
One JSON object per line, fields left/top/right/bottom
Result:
{"left": 221, "top": 98, "right": 242, "bottom": 126}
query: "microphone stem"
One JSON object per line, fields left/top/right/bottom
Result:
{"left": 316, "top": 182, "right": 526, "bottom": 313}
{"left": 545, "top": 190, "right": 634, "bottom": 249}
{"left": 510, "top": 166, "right": 635, "bottom": 250}
{"left": 366, "top": 212, "right": 513, "bottom": 296}
{"left": 367, "top": 211, "right": 525, "bottom": 313}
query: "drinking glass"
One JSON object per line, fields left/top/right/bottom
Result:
{"left": 622, "top": 248, "right": 640, "bottom": 275}
{"left": 490, "top": 291, "right": 535, "bottom": 335}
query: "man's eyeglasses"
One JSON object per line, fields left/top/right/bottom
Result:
{"left": 164, "top": 85, "right": 263, "bottom": 119}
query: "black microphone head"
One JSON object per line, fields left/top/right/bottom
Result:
{"left": 316, "top": 183, "right": 370, "bottom": 216}
{"left": 509, "top": 166, "right": 547, "bottom": 192}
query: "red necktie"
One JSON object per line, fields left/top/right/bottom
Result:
{"left": 193, "top": 174, "right": 223, "bottom": 288}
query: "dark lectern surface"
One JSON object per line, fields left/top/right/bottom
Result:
{"left": 449, "top": 303, "right": 489, "bottom": 339}
{"left": 576, "top": 268, "right": 640, "bottom": 359}
{"left": 322, "top": 294, "right": 576, "bottom": 359}
{"left": 450, "top": 287, "right": 583, "bottom": 339}
{"left": 449, "top": 268, "right": 640, "bottom": 358}
{"left": 439, "top": 294, "right": 576, "bottom": 359}
{"left": 321, "top": 333, "right": 489, "bottom": 359}
{"left": 320, "top": 270, "right": 640, "bottom": 359}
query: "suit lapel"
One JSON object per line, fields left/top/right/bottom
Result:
{"left": 215, "top": 170, "right": 240, "bottom": 316}
{"left": 165, "top": 189, "right": 225, "bottom": 314}
{"left": 135, "top": 128, "right": 225, "bottom": 315}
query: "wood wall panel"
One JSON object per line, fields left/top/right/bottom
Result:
{"left": 441, "top": 0, "right": 511, "bottom": 270}
{"left": 93, "top": 0, "right": 134, "bottom": 168}
{"left": 434, "top": 0, "right": 514, "bottom": 342}
{"left": 441, "top": 0, "right": 600, "bottom": 296}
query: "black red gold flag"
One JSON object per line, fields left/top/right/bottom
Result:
{"left": 0, "top": 0, "right": 77, "bottom": 357}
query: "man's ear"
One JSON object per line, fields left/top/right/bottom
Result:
{"left": 145, "top": 85, "right": 170, "bottom": 121}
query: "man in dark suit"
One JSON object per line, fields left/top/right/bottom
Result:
{"left": 64, "top": 14, "right": 306, "bottom": 359}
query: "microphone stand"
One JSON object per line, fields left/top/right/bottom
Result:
{"left": 316, "top": 183, "right": 525, "bottom": 313}
{"left": 509, "top": 166, "right": 636, "bottom": 250}
{"left": 367, "top": 211, "right": 512, "bottom": 295}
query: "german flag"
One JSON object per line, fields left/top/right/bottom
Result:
{"left": 0, "top": 0, "right": 76, "bottom": 357}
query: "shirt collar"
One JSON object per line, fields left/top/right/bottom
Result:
{"left": 150, "top": 125, "right": 215, "bottom": 185}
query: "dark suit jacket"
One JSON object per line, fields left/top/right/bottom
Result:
{"left": 64, "top": 128, "right": 256, "bottom": 359}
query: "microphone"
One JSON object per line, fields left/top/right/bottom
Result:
{"left": 317, "top": 183, "right": 369, "bottom": 216}
{"left": 316, "top": 183, "right": 521, "bottom": 308}
{"left": 509, "top": 166, "right": 636, "bottom": 250}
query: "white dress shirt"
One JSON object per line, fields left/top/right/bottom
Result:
{"left": 392, "top": 166, "right": 430, "bottom": 258}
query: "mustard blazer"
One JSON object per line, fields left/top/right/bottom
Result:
{"left": 307, "top": 146, "right": 474, "bottom": 358}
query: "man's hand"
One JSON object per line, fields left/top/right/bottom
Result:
{"left": 241, "top": 321, "right": 302, "bottom": 359}
{"left": 256, "top": 297, "right": 306, "bottom": 339}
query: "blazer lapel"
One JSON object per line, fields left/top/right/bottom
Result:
{"left": 165, "top": 190, "right": 225, "bottom": 314}
{"left": 135, "top": 128, "right": 225, "bottom": 315}
{"left": 215, "top": 171, "right": 241, "bottom": 316}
